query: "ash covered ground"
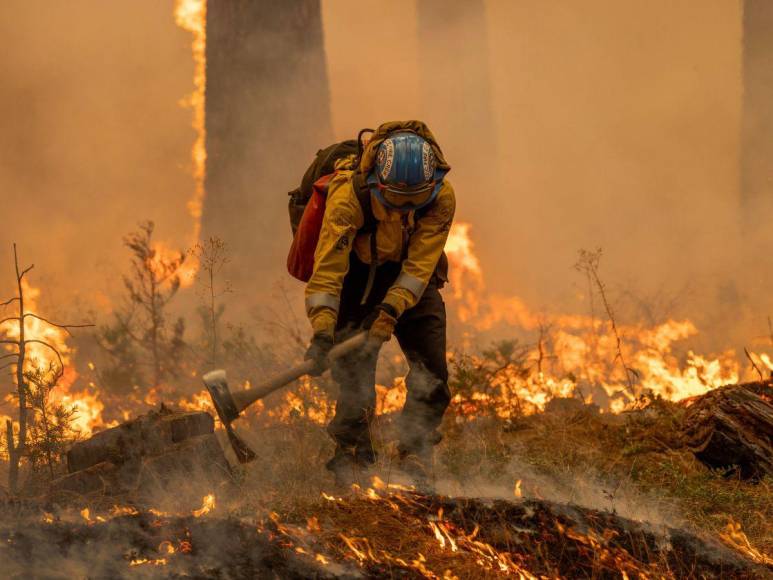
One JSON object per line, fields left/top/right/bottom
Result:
{"left": 2, "top": 388, "right": 772, "bottom": 579}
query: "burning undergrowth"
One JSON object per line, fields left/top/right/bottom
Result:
{"left": 2, "top": 223, "right": 773, "bottom": 577}
{"left": 1, "top": 482, "right": 769, "bottom": 579}
{"left": 0, "top": 501, "right": 355, "bottom": 579}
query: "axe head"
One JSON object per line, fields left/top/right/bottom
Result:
{"left": 202, "top": 369, "right": 240, "bottom": 426}
{"left": 202, "top": 369, "right": 257, "bottom": 464}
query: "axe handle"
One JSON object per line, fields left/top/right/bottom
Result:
{"left": 231, "top": 332, "right": 369, "bottom": 410}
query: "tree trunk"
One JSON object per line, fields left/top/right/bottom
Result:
{"left": 203, "top": 0, "right": 332, "bottom": 291}
{"left": 682, "top": 381, "right": 773, "bottom": 479}
{"left": 416, "top": 1, "right": 503, "bottom": 278}
{"left": 741, "top": 1, "right": 773, "bottom": 228}
{"left": 8, "top": 245, "right": 27, "bottom": 494}
{"left": 5, "top": 420, "right": 18, "bottom": 494}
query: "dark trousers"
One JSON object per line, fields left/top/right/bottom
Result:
{"left": 328, "top": 256, "right": 450, "bottom": 464}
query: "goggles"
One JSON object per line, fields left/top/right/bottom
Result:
{"left": 366, "top": 168, "right": 448, "bottom": 212}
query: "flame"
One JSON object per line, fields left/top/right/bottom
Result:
{"left": 445, "top": 223, "right": 485, "bottom": 322}
{"left": 192, "top": 493, "right": 216, "bottom": 517}
{"left": 0, "top": 280, "right": 73, "bottom": 367}
{"left": 174, "top": 0, "right": 207, "bottom": 252}
{"left": 0, "top": 279, "right": 106, "bottom": 436}
{"left": 110, "top": 505, "right": 140, "bottom": 517}
{"left": 129, "top": 558, "right": 168, "bottom": 567}
{"left": 442, "top": 222, "right": 752, "bottom": 414}
{"left": 319, "top": 486, "right": 540, "bottom": 578}
{"left": 151, "top": 240, "right": 197, "bottom": 289}
{"left": 720, "top": 519, "right": 773, "bottom": 566}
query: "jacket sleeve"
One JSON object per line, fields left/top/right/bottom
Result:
{"left": 383, "top": 181, "right": 456, "bottom": 317}
{"left": 305, "top": 173, "right": 364, "bottom": 336}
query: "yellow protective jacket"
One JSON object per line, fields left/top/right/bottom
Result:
{"left": 305, "top": 175, "right": 456, "bottom": 335}
{"left": 305, "top": 122, "right": 455, "bottom": 336}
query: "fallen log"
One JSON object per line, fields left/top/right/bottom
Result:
{"left": 682, "top": 381, "right": 773, "bottom": 479}
{"left": 50, "top": 407, "right": 233, "bottom": 509}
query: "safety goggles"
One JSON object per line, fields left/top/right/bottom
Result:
{"left": 366, "top": 168, "right": 447, "bottom": 212}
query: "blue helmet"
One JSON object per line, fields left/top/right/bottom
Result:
{"left": 366, "top": 132, "right": 447, "bottom": 211}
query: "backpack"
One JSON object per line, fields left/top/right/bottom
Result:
{"left": 287, "top": 132, "right": 376, "bottom": 282}
{"left": 286, "top": 125, "right": 449, "bottom": 291}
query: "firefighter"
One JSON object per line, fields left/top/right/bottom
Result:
{"left": 303, "top": 121, "right": 456, "bottom": 486}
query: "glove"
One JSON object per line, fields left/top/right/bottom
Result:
{"left": 362, "top": 303, "right": 398, "bottom": 343}
{"left": 305, "top": 332, "right": 334, "bottom": 376}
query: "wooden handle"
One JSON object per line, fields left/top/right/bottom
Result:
{"left": 230, "top": 332, "right": 369, "bottom": 412}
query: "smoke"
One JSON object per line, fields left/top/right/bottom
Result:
{"left": 0, "top": 0, "right": 199, "bottom": 303}
{"left": 323, "top": 1, "right": 769, "bottom": 350}
{"left": 0, "top": 0, "right": 770, "bottom": 348}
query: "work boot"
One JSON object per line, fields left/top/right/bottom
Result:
{"left": 397, "top": 445, "right": 434, "bottom": 493}
{"left": 325, "top": 450, "right": 372, "bottom": 491}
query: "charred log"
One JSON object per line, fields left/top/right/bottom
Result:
{"left": 50, "top": 408, "right": 233, "bottom": 509}
{"left": 682, "top": 381, "right": 773, "bottom": 479}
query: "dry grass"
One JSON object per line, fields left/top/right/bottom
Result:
{"left": 226, "top": 396, "right": 772, "bottom": 575}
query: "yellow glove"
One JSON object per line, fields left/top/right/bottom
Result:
{"left": 364, "top": 304, "right": 398, "bottom": 343}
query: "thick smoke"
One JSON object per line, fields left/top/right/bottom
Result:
{"left": 324, "top": 1, "right": 770, "bottom": 351}
{"left": 0, "top": 0, "right": 199, "bottom": 304}
{"left": 0, "top": 0, "right": 770, "bottom": 350}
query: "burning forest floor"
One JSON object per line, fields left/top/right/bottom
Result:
{"left": 1, "top": 394, "right": 772, "bottom": 579}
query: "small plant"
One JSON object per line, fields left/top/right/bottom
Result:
{"left": 575, "top": 248, "right": 639, "bottom": 395}
{"left": 190, "top": 236, "right": 232, "bottom": 368}
{"left": 24, "top": 362, "right": 77, "bottom": 481}
{"left": 98, "top": 221, "right": 187, "bottom": 389}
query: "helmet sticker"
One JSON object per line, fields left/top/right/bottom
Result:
{"left": 422, "top": 142, "right": 435, "bottom": 182}
{"left": 378, "top": 139, "right": 394, "bottom": 182}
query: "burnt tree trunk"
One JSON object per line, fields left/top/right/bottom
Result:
{"left": 742, "top": 1, "right": 773, "bottom": 228}
{"left": 416, "top": 1, "right": 503, "bottom": 275}
{"left": 683, "top": 381, "right": 773, "bottom": 479}
{"left": 204, "top": 1, "right": 332, "bottom": 291}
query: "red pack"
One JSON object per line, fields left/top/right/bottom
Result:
{"left": 286, "top": 173, "right": 334, "bottom": 282}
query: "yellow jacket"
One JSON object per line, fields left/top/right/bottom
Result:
{"left": 305, "top": 169, "right": 456, "bottom": 336}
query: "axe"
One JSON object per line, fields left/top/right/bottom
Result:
{"left": 202, "top": 331, "right": 368, "bottom": 463}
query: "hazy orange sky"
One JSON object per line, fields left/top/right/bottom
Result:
{"left": 0, "top": 1, "right": 756, "bottom": 337}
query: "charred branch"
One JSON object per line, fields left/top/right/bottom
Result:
{"left": 21, "top": 313, "right": 94, "bottom": 335}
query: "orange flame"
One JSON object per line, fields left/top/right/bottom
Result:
{"left": 720, "top": 519, "right": 773, "bottom": 566}
{"left": 174, "top": 0, "right": 207, "bottom": 269}
{"left": 192, "top": 493, "right": 216, "bottom": 517}
{"left": 444, "top": 222, "right": 754, "bottom": 413}
{"left": 0, "top": 280, "right": 107, "bottom": 436}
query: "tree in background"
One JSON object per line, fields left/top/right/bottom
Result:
{"left": 0, "top": 244, "right": 90, "bottom": 494}
{"left": 204, "top": 0, "right": 331, "bottom": 287}
{"left": 190, "top": 236, "right": 232, "bottom": 368}
{"left": 98, "top": 222, "right": 187, "bottom": 390}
